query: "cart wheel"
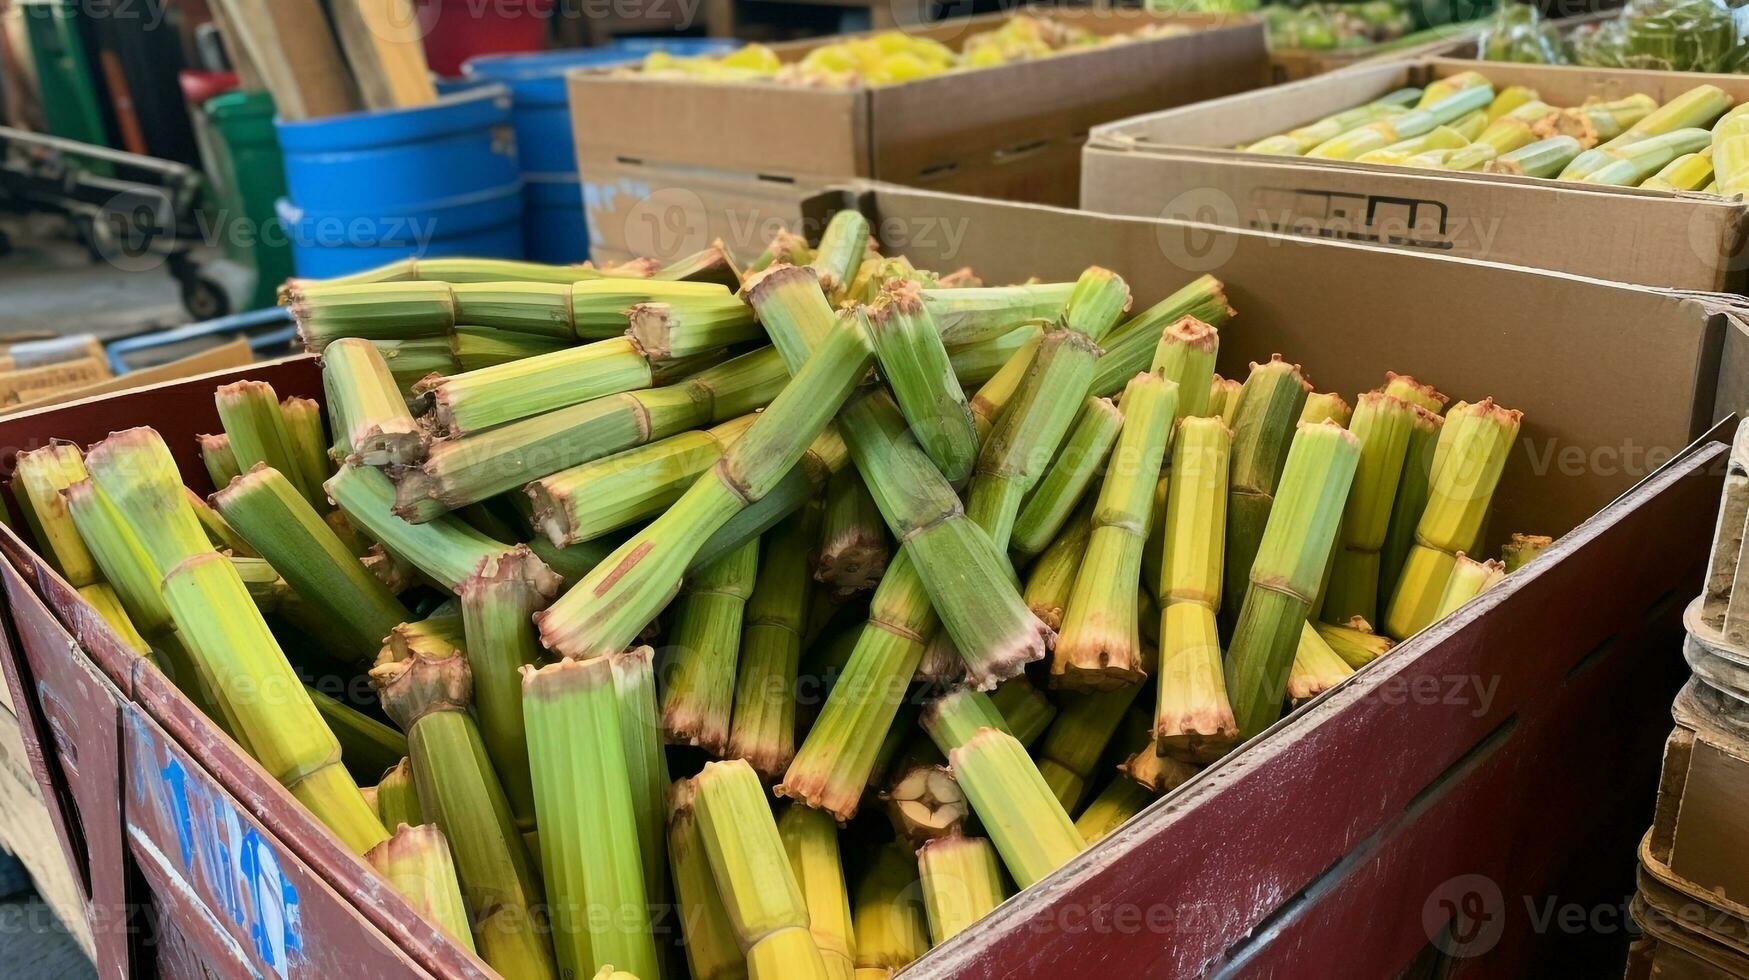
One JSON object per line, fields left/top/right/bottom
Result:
{"left": 180, "top": 276, "right": 231, "bottom": 321}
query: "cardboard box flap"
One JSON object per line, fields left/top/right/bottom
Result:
{"left": 806, "top": 183, "right": 1729, "bottom": 547}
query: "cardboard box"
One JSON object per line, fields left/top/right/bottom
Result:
{"left": 804, "top": 184, "right": 1736, "bottom": 975}
{"left": 572, "top": 8, "right": 1268, "bottom": 259}
{"left": 1083, "top": 58, "right": 1749, "bottom": 292}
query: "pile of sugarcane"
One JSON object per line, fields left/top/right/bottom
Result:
{"left": 1246, "top": 70, "right": 1749, "bottom": 193}
{"left": 10, "top": 210, "right": 1542, "bottom": 979}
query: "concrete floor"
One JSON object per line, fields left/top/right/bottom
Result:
{"left": 0, "top": 854, "right": 93, "bottom": 979}
{"left": 0, "top": 212, "right": 189, "bottom": 340}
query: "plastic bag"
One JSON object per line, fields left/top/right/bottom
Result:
{"left": 1479, "top": 3, "right": 1567, "bottom": 64}
{"left": 1568, "top": 0, "right": 1745, "bottom": 73}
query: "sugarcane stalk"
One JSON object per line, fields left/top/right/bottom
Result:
{"left": 816, "top": 470, "right": 890, "bottom": 596}
{"left": 216, "top": 380, "right": 321, "bottom": 506}
{"left": 668, "top": 778, "right": 748, "bottom": 980}
{"left": 1643, "top": 149, "right": 1715, "bottom": 192}
{"left": 729, "top": 507, "right": 818, "bottom": 779}
{"left": 213, "top": 464, "right": 410, "bottom": 662}
{"left": 1208, "top": 376, "right": 1242, "bottom": 427}
{"left": 1501, "top": 532, "right": 1552, "bottom": 572}
{"left": 1315, "top": 618, "right": 1395, "bottom": 670}
{"left": 366, "top": 824, "right": 477, "bottom": 953}
{"left": 1034, "top": 669, "right": 1151, "bottom": 813}
{"left": 1222, "top": 357, "right": 1312, "bottom": 627}
{"left": 1383, "top": 400, "right": 1521, "bottom": 639}
{"left": 85, "top": 427, "right": 213, "bottom": 576}
{"left": 1322, "top": 393, "right": 1415, "bottom": 626}
{"left": 1010, "top": 396, "right": 1123, "bottom": 559}
{"left": 1224, "top": 422, "right": 1361, "bottom": 739}
{"left": 533, "top": 318, "right": 870, "bottom": 659}
{"left": 811, "top": 210, "right": 871, "bottom": 303}
{"left": 1023, "top": 502, "right": 1092, "bottom": 631}
{"left": 916, "top": 835, "right": 1008, "bottom": 945}
{"left": 1435, "top": 555, "right": 1507, "bottom": 618}
{"left": 1076, "top": 775, "right": 1154, "bottom": 845}
{"left": 1485, "top": 135, "right": 1583, "bottom": 178}
{"left": 280, "top": 396, "right": 331, "bottom": 497}
{"left": 1287, "top": 623, "right": 1355, "bottom": 703}
{"left": 410, "top": 346, "right": 789, "bottom": 518}
{"left": 527, "top": 414, "right": 756, "bottom": 546}
{"left": 164, "top": 553, "right": 388, "bottom": 852}
{"left": 627, "top": 299, "right": 763, "bottom": 362}
{"left": 320, "top": 338, "right": 425, "bottom": 466}
{"left": 1154, "top": 416, "right": 1236, "bottom": 761}
{"left": 419, "top": 337, "right": 661, "bottom": 436}
{"left": 12, "top": 441, "right": 101, "bottom": 585}
{"left": 853, "top": 842, "right": 929, "bottom": 978}
{"left": 608, "top": 647, "right": 673, "bottom": 922}
{"left": 778, "top": 550, "right": 932, "bottom": 821}
{"left": 662, "top": 538, "right": 760, "bottom": 754}
{"left": 199, "top": 432, "right": 242, "bottom": 489}
{"left": 1053, "top": 373, "right": 1176, "bottom": 689}
{"left": 376, "top": 757, "right": 424, "bottom": 829}
{"left": 966, "top": 267, "right": 1132, "bottom": 553}
{"left": 884, "top": 764, "right": 968, "bottom": 846}
{"left": 922, "top": 282, "right": 1074, "bottom": 346}
{"left": 950, "top": 727, "right": 1084, "bottom": 888}
{"left": 693, "top": 760, "right": 832, "bottom": 979}
{"left": 518, "top": 656, "right": 654, "bottom": 980}
{"left": 456, "top": 550, "right": 550, "bottom": 840}
{"left": 779, "top": 805, "right": 856, "bottom": 980}
{"left": 1580, "top": 128, "right": 1713, "bottom": 186}
{"left": 865, "top": 280, "right": 978, "bottom": 484}
{"left": 326, "top": 463, "right": 561, "bottom": 596}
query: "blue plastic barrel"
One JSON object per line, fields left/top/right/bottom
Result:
{"left": 464, "top": 39, "right": 738, "bottom": 263}
{"left": 273, "top": 84, "right": 524, "bottom": 277}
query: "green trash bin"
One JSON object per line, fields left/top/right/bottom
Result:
{"left": 194, "top": 90, "right": 293, "bottom": 312}
{"left": 19, "top": 0, "right": 108, "bottom": 147}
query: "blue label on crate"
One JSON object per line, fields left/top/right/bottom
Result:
{"left": 128, "top": 712, "right": 304, "bottom": 977}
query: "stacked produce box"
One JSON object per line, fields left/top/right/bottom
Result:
{"left": 1630, "top": 422, "right": 1749, "bottom": 976}
{"left": 567, "top": 9, "right": 1267, "bottom": 263}
{"left": 1084, "top": 58, "right": 1749, "bottom": 293}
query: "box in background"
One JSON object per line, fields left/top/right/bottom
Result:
{"left": 1083, "top": 58, "right": 1749, "bottom": 293}
{"left": 571, "top": 8, "right": 1269, "bottom": 259}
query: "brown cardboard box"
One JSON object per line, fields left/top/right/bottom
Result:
{"left": 806, "top": 183, "right": 1749, "bottom": 545}
{"left": 572, "top": 8, "right": 1269, "bottom": 259}
{"left": 1268, "top": 27, "right": 1483, "bottom": 84}
{"left": 1082, "top": 58, "right": 1749, "bottom": 292}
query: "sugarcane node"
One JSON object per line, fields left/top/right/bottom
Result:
{"left": 1163, "top": 315, "right": 1219, "bottom": 351}
{"left": 371, "top": 650, "right": 472, "bottom": 732}
{"left": 624, "top": 303, "right": 677, "bottom": 360}
{"left": 468, "top": 544, "right": 564, "bottom": 601}
{"left": 741, "top": 261, "right": 817, "bottom": 305}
